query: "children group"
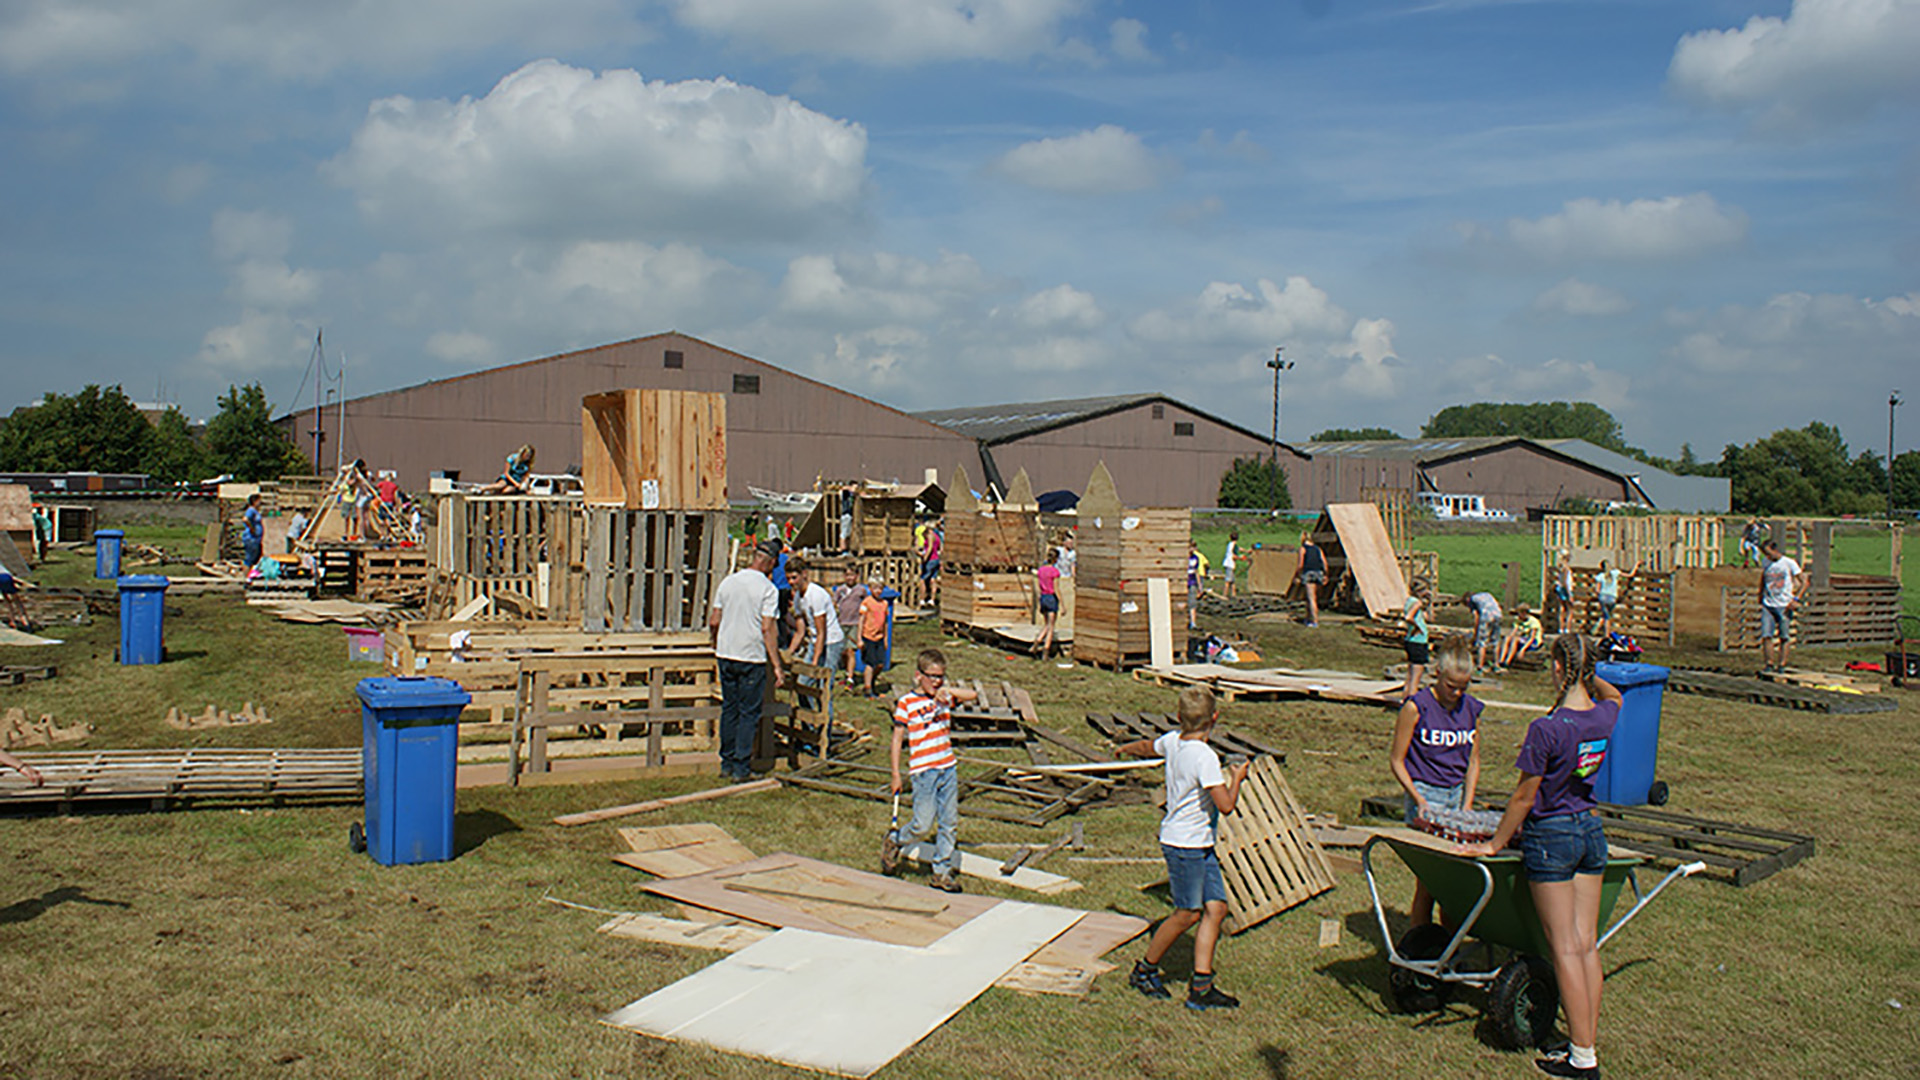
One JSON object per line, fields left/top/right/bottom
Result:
{"left": 880, "top": 629, "right": 1623, "bottom": 1079}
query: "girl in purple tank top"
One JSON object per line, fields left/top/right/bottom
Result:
{"left": 1389, "top": 637, "right": 1482, "bottom": 927}
{"left": 1461, "top": 635, "right": 1622, "bottom": 1080}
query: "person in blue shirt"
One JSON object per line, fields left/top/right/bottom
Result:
{"left": 242, "top": 494, "right": 265, "bottom": 568}
{"left": 480, "top": 444, "right": 535, "bottom": 494}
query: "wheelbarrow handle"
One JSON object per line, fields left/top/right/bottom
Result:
{"left": 1598, "top": 858, "right": 1704, "bottom": 951}
{"left": 1361, "top": 835, "right": 1496, "bottom": 979}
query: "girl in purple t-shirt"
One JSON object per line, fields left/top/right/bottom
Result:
{"left": 1462, "top": 635, "right": 1622, "bottom": 1080}
{"left": 1389, "top": 637, "right": 1483, "bottom": 926}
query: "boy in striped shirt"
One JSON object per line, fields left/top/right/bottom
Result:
{"left": 881, "top": 649, "right": 978, "bottom": 893}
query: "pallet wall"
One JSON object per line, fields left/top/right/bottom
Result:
{"left": 1073, "top": 464, "right": 1189, "bottom": 669}
{"left": 939, "top": 571, "right": 1034, "bottom": 628}
{"left": 432, "top": 494, "right": 586, "bottom": 622}
{"left": 582, "top": 508, "right": 727, "bottom": 633}
{"left": 1718, "top": 574, "right": 1901, "bottom": 651}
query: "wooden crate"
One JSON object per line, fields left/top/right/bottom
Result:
{"left": 356, "top": 549, "right": 430, "bottom": 602}
{"left": 582, "top": 508, "right": 726, "bottom": 633}
{"left": 1072, "top": 464, "right": 1189, "bottom": 669}
{"left": 854, "top": 494, "right": 916, "bottom": 555}
{"left": 432, "top": 494, "right": 585, "bottom": 622}
{"left": 582, "top": 389, "right": 727, "bottom": 510}
{"left": 939, "top": 571, "right": 1034, "bottom": 629}
{"left": 511, "top": 650, "right": 722, "bottom": 784}
{"left": 1072, "top": 581, "right": 1183, "bottom": 670}
{"left": 941, "top": 471, "right": 1042, "bottom": 569}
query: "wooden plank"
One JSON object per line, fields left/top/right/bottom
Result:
{"left": 612, "top": 823, "right": 758, "bottom": 877}
{"left": 551, "top": 778, "right": 779, "bottom": 826}
{"left": 1324, "top": 502, "right": 1407, "bottom": 618}
{"left": 1146, "top": 577, "right": 1174, "bottom": 669}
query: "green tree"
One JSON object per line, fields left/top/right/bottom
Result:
{"left": 145, "top": 407, "right": 209, "bottom": 484}
{"left": 1891, "top": 451, "right": 1920, "bottom": 514}
{"left": 1309, "top": 427, "right": 1401, "bottom": 441}
{"left": 205, "top": 383, "right": 304, "bottom": 482}
{"left": 0, "top": 385, "right": 151, "bottom": 473}
{"left": 1422, "top": 401, "right": 1629, "bottom": 452}
{"left": 1720, "top": 422, "right": 1884, "bottom": 516}
{"left": 1217, "top": 457, "right": 1291, "bottom": 510}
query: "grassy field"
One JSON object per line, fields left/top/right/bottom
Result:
{"left": 0, "top": 536, "right": 1914, "bottom": 1078}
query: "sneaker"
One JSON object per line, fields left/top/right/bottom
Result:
{"left": 1534, "top": 1057, "right": 1598, "bottom": 1079}
{"left": 1185, "top": 984, "right": 1240, "bottom": 1011}
{"left": 880, "top": 833, "right": 902, "bottom": 876}
{"left": 1128, "top": 963, "right": 1170, "bottom": 1000}
{"left": 929, "top": 872, "right": 962, "bottom": 894}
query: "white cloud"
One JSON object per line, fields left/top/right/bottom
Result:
{"left": 197, "top": 209, "right": 320, "bottom": 373}
{"left": 1110, "top": 18, "right": 1155, "bottom": 62}
{"left": 1330, "top": 317, "right": 1400, "bottom": 399}
{"left": 210, "top": 209, "right": 292, "bottom": 262}
{"left": 667, "top": 0, "right": 1086, "bottom": 65}
{"left": 1008, "top": 284, "right": 1103, "bottom": 331}
{"left": 1666, "top": 290, "right": 1920, "bottom": 376}
{"left": 1533, "top": 278, "right": 1634, "bottom": 317}
{"left": 1465, "top": 193, "right": 1748, "bottom": 264}
{"left": 992, "top": 125, "right": 1174, "bottom": 194}
{"left": 776, "top": 251, "right": 996, "bottom": 325}
{"left": 196, "top": 309, "right": 309, "bottom": 374}
{"left": 327, "top": 59, "right": 869, "bottom": 245}
{"left": 426, "top": 331, "right": 496, "bottom": 366}
{"left": 1130, "top": 276, "right": 1353, "bottom": 348}
{"left": 1437, "top": 353, "right": 1630, "bottom": 413}
{"left": 0, "top": 0, "right": 647, "bottom": 85}
{"left": 1668, "top": 0, "right": 1920, "bottom": 128}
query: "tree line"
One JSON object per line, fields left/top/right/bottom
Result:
{"left": 0, "top": 383, "right": 308, "bottom": 484}
{"left": 1296, "top": 401, "right": 1919, "bottom": 516}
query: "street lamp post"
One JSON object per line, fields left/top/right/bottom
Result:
{"left": 1267, "top": 348, "right": 1294, "bottom": 517}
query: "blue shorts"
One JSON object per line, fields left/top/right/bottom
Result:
{"left": 1403, "top": 780, "right": 1464, "bottom": 824}
{"left": 1760, "top": 604, "right": 1792, "bottom": 640}
{"left": 0, "top": 572, "right": 15, "bottom": 596}
{"left": 1553, "top": 585, "right": 1570, "bottom": 602}
{"left": 1039, "top": 593, "right": 1059, "bottom": 614}
{"left": 860, "top": 638, "right": 887, "bottom": 670}
{"left": 1520, "top": 813, "right": 1608, "bottom": 883}
{"left": 921, "top": 558, "right": 939, "bottom": 581}
{"left": 1162, "top": 844, "right": 1228, "bottom": 910}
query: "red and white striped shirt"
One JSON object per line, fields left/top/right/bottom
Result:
{"left": 894, "top": 692, "right": 956, "bottom": 775}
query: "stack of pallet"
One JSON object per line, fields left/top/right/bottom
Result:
{"left": 1072, "top": 463, "right": 1188, "bottom": 670}
{"left": 431, "top": 493, "right": 586, "bottom": 621}
{"left": 939, "top": 465, "right": 1041, "bottom": 632}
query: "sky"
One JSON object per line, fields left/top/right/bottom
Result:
{"left": 2, "top": 0, "right": 1917, "bottom": 464}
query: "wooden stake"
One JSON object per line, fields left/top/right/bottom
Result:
{"left": 552, "top": 778, "right": 780, "bottom": 827}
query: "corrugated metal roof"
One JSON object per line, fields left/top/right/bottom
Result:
{"left": 1534, "top": 439, "right": 1731, "bottom": 512}
{"left": 1290, "top": 437, "right": 1517, "bottom": 459}
{"left": 914, "top": 394, "right": 1164, "bottom": 443}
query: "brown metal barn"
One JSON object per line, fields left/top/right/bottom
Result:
{"left": 285, "top": 333, "right": 977, "bottom": 495}
{"left": 914, "top": 394, "right": 1306, "bottom": 509}
{"left": 1287, "top": 437, "right": 1676, "bottom": 515}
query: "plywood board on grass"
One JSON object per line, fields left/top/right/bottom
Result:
{"left": 898, "top": 841, "right": 1081, "bottom": 895}
{"left": 1325, "top": 502, "right": 1407, "bottom": 619}
{"left": 602, "top": 901, "right": 1084, "bottom": 1078}
{"left": 613, "top": 823, "right": 757, "bottom": 878}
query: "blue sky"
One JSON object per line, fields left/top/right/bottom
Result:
{"left": 2, "top": 0, "right": 1916, "bottom": 462}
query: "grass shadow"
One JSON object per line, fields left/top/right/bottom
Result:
{"left": 1256, "top": 1043, "right": 1292, "bottom": 1078}
{"left": 454, "top": 808, "right": 522, "bottom": 856}
{"left": 0, "top": 884, "right": 134, "bottom": 924}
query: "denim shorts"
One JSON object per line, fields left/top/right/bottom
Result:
{"left": 1473, "top": 617, "right": 1501, "bottom": 649}
{"left": 1404, "top": 639, "right": 1430, "bottom": 665}
{"left": 1162, "top": 844, "right": 1228, "bottom": 910}
{"left": 1760, "top": 604, "right": 1792, "bottom": 640}
{"left": 1403, "top": 780, "right": 1464, "bottom": 824}
{"left": 1520, "top": 813, "right": 1608, "bottom": 882}
{"left": 1039, "top": 593, "right": 1059, "bottom": 614}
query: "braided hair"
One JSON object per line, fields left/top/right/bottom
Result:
{"left": 1551, "top": 633, "right": 1602, "bottom": 709}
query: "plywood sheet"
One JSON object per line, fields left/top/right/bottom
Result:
{"left": 899, "top": 842, "right": 1081, "bottom": 896}
{"left": 613, "top": 823, "right": 757, "bottom": 878}
{"left": 1325, "top": 502, "right": 1407, "bottom": 618}
{"left": 1146, "top": 577, "right": 1174, "bottom": 669}
{"left": 599, "top": 912, "right": 774, "bottom": 951}
{"left": 602, "top": 902, "right": 1084, "bottom": 1078}
{"left": 644, "top": 853, "right": 996, "bottom": 946}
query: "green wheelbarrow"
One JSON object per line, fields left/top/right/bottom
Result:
{"left": 1362, "top": 830, "right": 1703, "bottom": 1050}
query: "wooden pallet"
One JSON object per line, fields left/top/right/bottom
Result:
{"left": 1357, "top": 793, "right": 1817, "bottom": 887}
{"left": 1084, "top": 712, "right": 1285, "bottom": 763}
{"left": 244, "top": 579, "right": 315, "bottom": 605}
{"left": 357, "top": 549, "right": 430, "bottom": 602}
{"left": 0, "top": 748, "right": 360, "bottom": 811}
{"left": 1667, "top": 668, "right": 1896, "bottom": 715}
{"left": 510, "top": 650, "right": 722, "bottom": 784}
{"left": 582, "top": 508, "right": 725, "bottom": 633}
{"left": 1196, "top": 593, "right": 1302, "bottom": 619}
{"left": 1214, "top": 756, "right": 1337, "bottom": 933}
{"left": 0, "top": 665, "right": 56, "bottom": 686}
{"left": 946, "top": 679, "right": 1037, "bottom": 745}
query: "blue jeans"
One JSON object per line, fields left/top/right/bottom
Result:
{"left": 717, "top": 658, "right": 768, "bottom": 780}
{"left": 1520, "top": 812, "right": 1608, "bottom": 883}
{"left": 893, "top": 765, "right": 959, "bottom": 875}
{"left": 1403, "top": 780, "right": 1464, "bottom": 824}
{"left": 243, "top": 538, "right": 262, "bottom": 568}
{"left": 1162, "top": 845, "right": 1228, "bottom": 910}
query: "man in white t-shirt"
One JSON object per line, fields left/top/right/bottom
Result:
{"left": 788, "top": 557, "right": 845, "bottom": 723}
{"left": 1758, "top": 539, "right": 1806, "bottom": 673}
{"left": 1116, "top": 686, "right": 1250, "bottom": 1011}
{"left": 709, "top": 539, "right": 785, "bottom": 782}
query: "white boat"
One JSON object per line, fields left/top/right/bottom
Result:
{"left": 1417, "top": 492, "right": 1515, "bottom": 521}
{"left": 748, "top": 486, "right": 822, "bottom": 512}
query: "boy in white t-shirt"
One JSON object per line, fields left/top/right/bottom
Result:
{"left": 1116, "top": 686, "right": 1250, "bottom": 1010}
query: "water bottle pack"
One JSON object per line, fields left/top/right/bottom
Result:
{"left": 1414, "top": 805, "right": 1504, "bottom": 844}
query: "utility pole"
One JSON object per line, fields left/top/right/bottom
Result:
{"left": 1892, "top": 391, "right": 1903, "bottom": 519}
{"left": 1267, "top": 347, "right": 1294, "bottom": 517}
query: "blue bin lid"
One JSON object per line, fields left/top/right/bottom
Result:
{"left": 116, "top": 574, "right": 171, "bottom": 590}
{"left": 95, "top": 529, "right": 126, "bottom": 539}
{"left": 1596, "top": 661, "right": 1670, "bottom": 688}
{"left": 878, "top": 587, "right": 900, "bottom": 600}
{"left": 356, "top": 676, "right": 472, "bottom": 710}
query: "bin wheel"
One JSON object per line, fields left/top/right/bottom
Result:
{"left": 349, "top": 822, "right": 366, "bottom": 854}
{"left": 1647, "top": 780, "right": 1670, "bottom": 806}
{"left": 1389, "top": 924, "right": 1457, "bottom": 1013}
{"left": 1489, "top": 955, "right": 1560, "bottom": 1050}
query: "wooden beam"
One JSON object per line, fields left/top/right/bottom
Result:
{"left": 551, "top": 778, "right": 779, "bottom": 826}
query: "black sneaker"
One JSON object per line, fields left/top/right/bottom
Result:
{"left": 929, "top": 872, "right": 963, "bottom": 894}
{"left": 1185, "top": 984, "right": 1240, "bottom": 1011}
{"left": 1535, "top": 1056, "right": 1598, "bottom": 1079}
{"left": 880, "top": 833, "right": 902, "bottom": 876}
{"left": 1129, "top": 963, "right": 1170, "bottom": 1000}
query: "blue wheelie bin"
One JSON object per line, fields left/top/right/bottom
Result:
{"left": 1592, "top": 661, "right": 1671, "bottom": 806}
{"left": 116, "top": 574, "right": 170, "bottom": 665}
{"left": 95, "top": 529, "right": 125, "bottom": 579}
{"left": 355, "top": 677, "right": 471, "bottom": 866}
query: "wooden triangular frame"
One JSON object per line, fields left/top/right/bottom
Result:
{"left": 1079, "top": 462, "right": 1122, "bottom": 525}
{"left": 948, "top": 464, "right": 978, "bottom": 514}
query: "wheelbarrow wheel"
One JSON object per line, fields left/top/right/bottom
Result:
{"left": 348, "top": 821, "right": 366, "bottom": 854}
{"left": 1647, "top": 780, "right": 1670, "bottom": 806}
{"left": 1489, "top": 955, "right": 1559, "bottom": 1050}
{"left": 1389, "top": 924, "right": 1457, "bottom": 1013}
